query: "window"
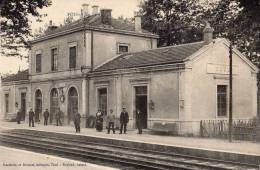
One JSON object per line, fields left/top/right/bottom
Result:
{"left": 5, "top": 94, "right": 9, "bottom": 113}
{"left": 117, "top": 43, "right": 129, "bottom": 54}
{"left": 217, "top": 85, "right": 227, "bottom": 117}
{"left": 51, "top": 48, "right": 58, "bottom": 71}
{"left": 69, "top": 46, "right": 76, "bottom": 68}
{"left": 36, "top": 54, "right": 42, "bottom": 73}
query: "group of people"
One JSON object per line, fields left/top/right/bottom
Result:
{"left": 96, "top": 107, "right": 143, "bottom": 134}
{"left": 16, "top": 106, "right": 143, "bottom": 135}
{"left": 16, "top": 108, "right": 82, "bottom": 133}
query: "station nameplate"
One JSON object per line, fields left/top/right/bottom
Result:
{"left": 207, "top": 63, "right": 238, "bottom": 75}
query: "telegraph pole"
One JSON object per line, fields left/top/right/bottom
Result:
{"left": 228, "top": 42, "right": 233, "bottom": 142}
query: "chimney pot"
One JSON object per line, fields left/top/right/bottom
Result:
{"left": 203, "top": 22, "right": 214, "bottom": 44}
{"left": 100, "top": 9, "right": 112, "bottom": 25}
{"left": 81, "top": 4, "right": 89, "bottom": 17}
{"left": 92, "top": 5, "right": 99, "bottom": 15}
{"left": 134, "top": 11, "right": 142, "bottom": 32}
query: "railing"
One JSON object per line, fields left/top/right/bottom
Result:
{"left": 200, "top": 118, "right": 258, "bottom": 141}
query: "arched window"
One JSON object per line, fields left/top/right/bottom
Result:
{"left": 50, "top": 88, "right": 59, "bottom": 123}
{"left": 35, "top": 90, "right": 42, "bottom": 122}
{"left": 67, "top": 87, "right": 78, "bottom": 123}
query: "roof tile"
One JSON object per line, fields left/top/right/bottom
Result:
{"left": 94, "top": 41, "right": 205, "bottom": 72}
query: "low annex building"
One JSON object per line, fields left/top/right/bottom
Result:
{"left": 0, "top": 5, "right": 258, "bottom": 135}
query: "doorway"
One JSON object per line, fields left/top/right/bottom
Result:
{"left": 68, "top": 87, "right": 78, "bottom": 124}
{"left": 50, "top": 88, "right": 59, "bottom": 124}
{"left": 21, "top": 92, "right": 26, "bottom": 121}
{"left": 135, "top": 86, "right": 148, "bottom": 129}
{"left": 98, "top": 88, "right": 107, "bottom": 116}
{"left": 35, "top": 90, "right": 42, "bottom": 122}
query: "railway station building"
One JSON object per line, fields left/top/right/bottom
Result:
{"left": 1, "top": 7, "right": 258, "bottom": 135}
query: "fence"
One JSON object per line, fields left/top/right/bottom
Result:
{"left": 200, "top": 118, "right": 258, "bottom": 141}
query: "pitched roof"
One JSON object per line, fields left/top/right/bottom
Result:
{"left": 34, "top": 14, "right": 157, "bottom": 42}
{"left": 94, "top": 41, "right": 205, "bottom": 72}
{"left": 1, "top": 69, "right": 29, "bottom": 83}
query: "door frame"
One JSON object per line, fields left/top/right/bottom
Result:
{"left": 67, "top": 86, "right": 79, "bottom": 123}
{"left": 132, "top": 84, "right": 149, "bottom": 128}
{"left": 96, "top": 87, "right": 108, "bottom": 116}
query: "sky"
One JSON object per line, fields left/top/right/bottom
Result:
{"left": 0, "top": 0, "right": 141, "bottom": 75}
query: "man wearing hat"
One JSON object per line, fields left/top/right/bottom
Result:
{"left": 119, "top": 107, "right": 129, "bottom": 134}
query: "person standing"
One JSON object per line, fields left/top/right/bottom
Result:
{"left": 55, "top": 108, "right": 63, "bottom": 126}
{"left": 136, "top": 109, "right": 142, "bottom": 134}
{"left": 29, "top": 108, "right": 35, "bottom": 127}
{"left": 120, "top": 107, "right": 129, "bottom": 134}
{"left": 107, "top": 109, "right": 116, "bottom": 134}
{"left": 43, "top": 109, "right": 50, "bottom": 126}
{"left": 74, "top": 112, "right": 81, "bottom": 133}
{"left": 95, "top": 109, "right": 103, "bottom": 131}
{"left": 16, "top": 109, "right": 21, "bottom": 124}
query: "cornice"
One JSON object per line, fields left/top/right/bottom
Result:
{"left": 30, "top": 25, "right": 159, "bottom": 44}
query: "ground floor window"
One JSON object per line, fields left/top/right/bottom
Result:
{"left": 217, "top": 85, "right": 227, "bottom": 117}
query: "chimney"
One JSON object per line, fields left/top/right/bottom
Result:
{"left": 47, "top": 20, "right": 58, "bottom": 31}
{"left": 203, "top": 22, "right": 214, "bottom": 44}
{"left": 134, "top": 11, "right": 142, "bottom": 32}
{"left": 100, "top": 9, "right": 112, "bottom": 25}
{"left": 92, "top": 5, "right": 99, "bottom": 15}
{"left": 81, "top": 4, "right": 89, "bottom": 17}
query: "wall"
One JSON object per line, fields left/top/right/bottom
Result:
{"left": 31, "top": 31, "right": 85, "bottom": 75}
{"left": 31, "top": 78, "right": 83, "bottom": 125}
{"left": 1, "top": 82, "right": 30, "bottom": 120}
{"left": 89, "top": 70, "right": 179, "bottom": 128}
{"left": 181, "top": 40, "right": 258, "bottom": 135}
{"left": 90, "top": 31, "right": 157, "bottom": 68}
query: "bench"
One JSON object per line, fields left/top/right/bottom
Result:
{"left": 151, "top": 122, "right": 178, "bottom": 135}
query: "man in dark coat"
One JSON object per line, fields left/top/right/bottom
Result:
{"left": 55, "top": 108, "right": 63, "bottom": 126}
{"left": 120, "top": 107, "right": 129, "bottom": 134}
{"left": 136, "top": 109, "right": 142, "bottom": 134}
{"left": 43, "top": 109, "right": 50, "bottom": 126}
{"left": 29, "top": 108, "right": 35, "bottom": 127}
{"left": 74, "top": 112, "right": 81, "bottom": 133}
{"left": 16, "top": 109, "right": 21, "bottom": 124}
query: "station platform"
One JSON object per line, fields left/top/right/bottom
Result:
{"left": 0, "top": 120, "right": 259, "bottom": 165}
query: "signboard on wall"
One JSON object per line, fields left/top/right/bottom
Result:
{"left": 207, "top": 63, "right": 238, "bottom": 75}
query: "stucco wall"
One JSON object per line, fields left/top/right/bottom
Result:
{"left": 89, "top": 70, "right": 179, "bottom": 128}
{"left": 31, "top": 31, "right": 85, "bottom": 75}
{"left": 188, "top": 42, "right": 257, "bottom": 121}
{"left": 1, "top": 83, "right": 30, "bottom": 120}
{"left": 92, "top": 32, "right": 157, "bottom": 67}
{"left": 31, "top": 78, "right": 83, "bottom": 124}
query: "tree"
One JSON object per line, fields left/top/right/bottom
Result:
{"left": 0, "top": 0, "right": 51, "bottom": 58}
{"left": 139, "top": 0, "right": 203, "bottom": 47}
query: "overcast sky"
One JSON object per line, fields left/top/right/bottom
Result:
{"left": 1, "top": 0, "right": 141, "bottom": 74}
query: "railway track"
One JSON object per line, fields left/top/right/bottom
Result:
{"left": 0, "top": 129, "right": 258, "bottom": 170}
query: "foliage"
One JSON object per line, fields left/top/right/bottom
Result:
{"left": 0, "top": 0, "right": 51, "bottom": 58}
{"left": 140, "top": 0, "right": 204, "bottom": 47}
{"left": 140, "top": 0, "right": 260, "bottom": 68}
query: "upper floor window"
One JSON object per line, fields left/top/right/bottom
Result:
{"left": 217, "top": 85, "right": 227, "bottom": 117}
{"left": 69, "top": 46, "right": 77, "bottom": 69}
{"left": 117, "top": 43, "right": 129, "bottom": 54}
{"left": 36, "top": 53, "right": 42, "bottom": 73}
{"left": 51, "top": 48, "right": 58, "bottom": 71}
{"left": 5, "top": 93, "right": 9, "bottom": 113}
